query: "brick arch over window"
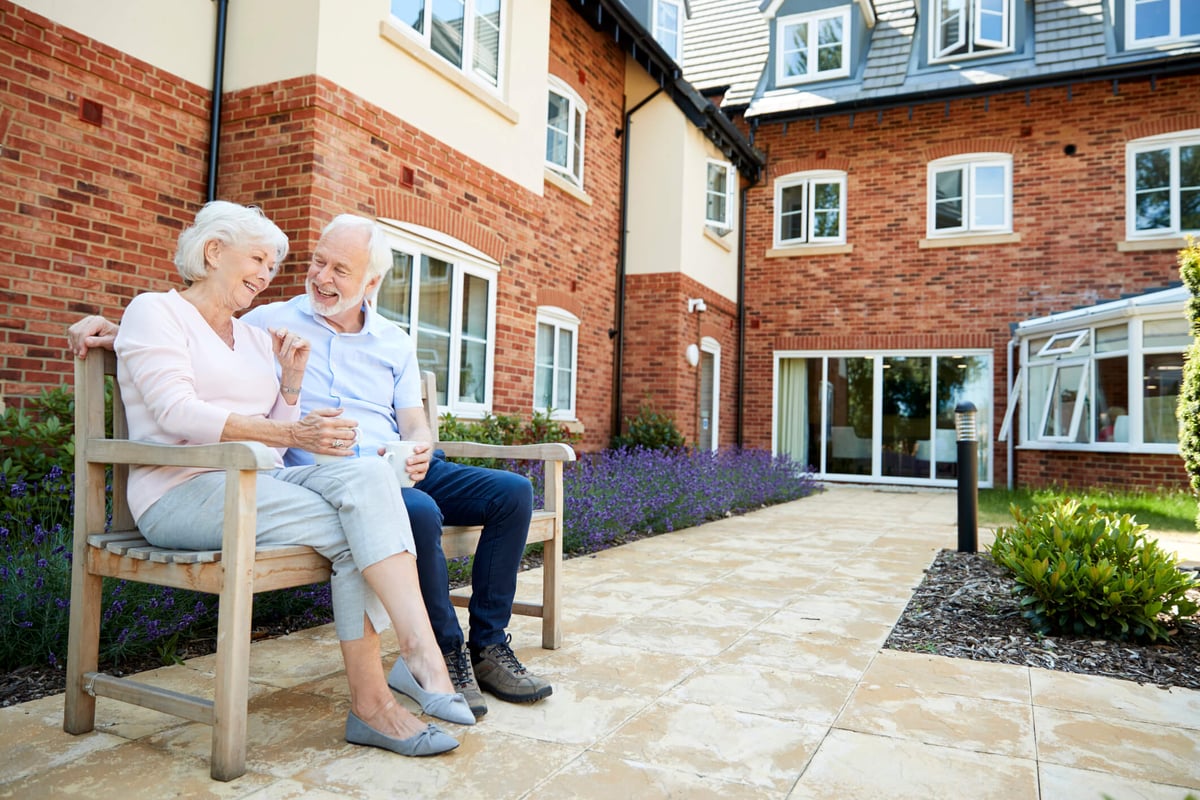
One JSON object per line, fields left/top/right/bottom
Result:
{"left": 923, "top": 138, "right": 1017, "bottom": 161}
{"left": 537, "top": 288, "right": 583, "bottom": 318}
{"left": 1126, "top": 114, "right": 1200, "bottom": 140}
{"left": 375, "top": 192, "right": 507, "bottom": 263}
{"left": 769, "top": 157, "right": 851, "bottom": 179}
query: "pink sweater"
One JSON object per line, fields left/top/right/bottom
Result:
{"left": 113, "top": 290, "right": 300, "bottom": 521}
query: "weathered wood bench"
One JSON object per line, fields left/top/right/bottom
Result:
{"left": 63, "top": 349, "right": 574, "bottom": 780}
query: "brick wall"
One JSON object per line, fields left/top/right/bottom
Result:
{"left": 622, "top": 272, "right": 740, "bottom": 447}
{"left": 0, "top": 0, "right": 211, "bottom": 402}
{"left": 741, "top": 73, "right": 1200, "bottom": 488}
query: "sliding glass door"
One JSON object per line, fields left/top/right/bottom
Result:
{"left": 775, "top": 350, "right": 991, "bottom": 486}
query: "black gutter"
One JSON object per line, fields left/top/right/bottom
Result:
{"left": 750, "top": 53, "right": 1200, "bottom": 127}
{"left": 611, "top": 88, "right": 663, "bottom": 440}
{"left": 735, "top": 178, "right": 748, "bottom": 448}
{"left": 206, "top": 0, "right": 230, "bottom": 202}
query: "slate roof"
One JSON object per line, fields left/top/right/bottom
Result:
{"left": 682, "top": 0, "right": 770, "bottom": 108}
{"left": 680, "top": 0, "right": 1200, "bottom": 121}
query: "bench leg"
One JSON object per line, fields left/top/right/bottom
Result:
{"left": 540, "top": 528, "right": 562, "bottom": 650}
{"left": 63, "top": 566, "right": 102, "bottom": 735}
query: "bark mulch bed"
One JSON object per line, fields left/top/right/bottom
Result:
{"left": 886, "top": 548, "right": 1200, "bottom": 691}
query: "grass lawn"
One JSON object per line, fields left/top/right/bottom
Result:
{"left": 978, "top": 486, "right": 1199, "bottom": 533}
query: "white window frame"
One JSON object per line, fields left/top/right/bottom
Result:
{"left": 705, "top": 159, "right": 735, "bottom": 232}
{"left": 1007, "top": 305, "right": 1190, "bottom": 453}
{"left": 1125, "top": 0, "right": 1200, "bottom": 49}
{"left": 774, "top": 170, "right": 848, "bottom": 246}
{"left": 926, "top": 153, "right": 1013, "bottom": 237}
{"left": 1125, "top": 129, "right": 1200, "bottom": 240}
{"left": 377, "top": 225, "right": 499, "bottom": 418}
{"left": 775, "top": 8, "right": 852, "bottom": 86}
{"left": 533, "top": 306, "right": 579, "bottom": 420}
{"left": 653, "top": 0, "right": 684, "bottom": 63}
{"left": 929, "top": 0, "right": 1014, "bottom": 63}
{"left": 545, "top": 76, "right": 587, "bottom": 188}
{"left": 389, "top": 0, "right": 506, "bottom": 90}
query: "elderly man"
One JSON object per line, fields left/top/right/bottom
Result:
{"left": 68, "top": 214, "right": 552, "bottom": 717}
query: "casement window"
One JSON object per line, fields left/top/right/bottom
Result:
{"left": 930, "top": 0, "right": 1012, "bottom": 62}
{"left": 375, "top": 229, "right": 498, "bottom": 415}
{"left": 1126, "top": 0, "right": 1200, "bottom": 48}
{"left": 775, "top": 171, "right": 847, "bottom": 246}
{"left": 776, "top": 8, "right": 852, "bottom": 85}
{"left": 389, "top": 0, "right": 505, "bottom": 88}
{"left": 534, "top": 306, "right": 578, "bottom": 419}
{"left": 706, "top": 160, "right": 735, "bottom": 232}
{"left": 546, "top": 77, "right": 586, "bottom": 187}
{"left": 1126, "top": 130, "right": 1200, "bottom": 240}
{"left": 927, "top": 154, "right": 1012, "bottom": 236}
{"left": 1000, "top": 290, "right": 1190, "bottom": 451}
{"left": 654, "top": 0, "right": 683, "bottom": 62}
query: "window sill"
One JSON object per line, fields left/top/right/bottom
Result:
{"left": 766, "top": 243, "right": 853, "bottom": 257}
{"left": 379, "top": 20, "right": 519, "bottom": 125}
{"left": 544, "top": 169, "right": 592, "bottom": 205}
{"left": 919, "top": 232, "right": 1022, "bottom": 248}
{"left": 704, "top": 226, "right": 734, "bottom": 251}
{"left": 1117, "top": 236, "right": 1190, "bottom": 252}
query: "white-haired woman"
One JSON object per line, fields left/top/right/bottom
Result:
{"left": 113, "top": 201, "right": 470, "bottom": 757}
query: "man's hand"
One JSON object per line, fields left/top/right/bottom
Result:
{"left": 67, "top": 315, "right": 119, "bottom": 358}
{"left": 376, "top": 441, "right": 433, "bottom": 484}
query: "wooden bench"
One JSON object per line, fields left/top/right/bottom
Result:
{"left": 63, "top": 349, "right": 574, "bottom": 780}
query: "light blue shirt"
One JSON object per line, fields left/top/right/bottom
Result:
{"left": 242, "top": 295, "right": 423, "bottom": 466}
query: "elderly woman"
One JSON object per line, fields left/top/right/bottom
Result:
{"left": 113, "top": 200, "right": 471, "bottom": 757}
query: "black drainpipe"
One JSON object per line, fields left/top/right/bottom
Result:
{"left": 206, "top": 0, "right": 230, "bottom": 202}
{"left": 611, "top": 88, "right": 662, "bottom": 439}
{"left": 736, "top": 180, "right": 748, "bottom": 447}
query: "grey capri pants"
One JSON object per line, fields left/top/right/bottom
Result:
{"left": 136, "top": 457, "right": 415, "bottom": 641}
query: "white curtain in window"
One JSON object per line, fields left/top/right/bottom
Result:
{"left": 778, "top": 359, "right": 809, "bottom": 465}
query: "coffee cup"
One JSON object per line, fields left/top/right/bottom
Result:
{"left": 382, "top": 440, "right": 420, "bottom": 487}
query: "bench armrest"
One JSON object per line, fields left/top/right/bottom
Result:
{"left": 434, "top": 441, "right": 576, "bottom": 462}
{"left": 87, "top": 439, "right": 279, "bottom": 470}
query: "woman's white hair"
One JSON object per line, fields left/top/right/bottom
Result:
{"left": 321, "top": 214, "right": 394, "bottom": 299}
{"left": 174, "top": 200, "right": 289, "bottom": 284}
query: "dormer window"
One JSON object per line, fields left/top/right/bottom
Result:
{"left": 930, "top": 0, "right": 1012, "bottom": 63}
{"left": 654, "top": 0, "right": 683, "bottom": 62}
{"left": 1126, "top": 0, "right": 1200, "bottom": 49}
{"left": 776, "top": 8, "right": 852, "bottom": 86}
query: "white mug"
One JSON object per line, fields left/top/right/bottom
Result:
{"left": 382, "top": 440, "right": 420, "bottom": 488}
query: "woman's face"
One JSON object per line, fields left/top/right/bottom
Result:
{"left": 206, "top": 239, "right": 278, "bottom": 311}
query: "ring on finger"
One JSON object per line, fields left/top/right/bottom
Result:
{"left": 333, "top": 439, "right": 344, "bottom": 449}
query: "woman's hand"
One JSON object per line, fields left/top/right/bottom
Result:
{"left": 68, "top": 315, "right": 119, "bottom": 358}
{"left": 293, "top": 407, "right": 360, "bottom": 457}
{"left": 270, "top": 327, "right": 308, "bottom": 402}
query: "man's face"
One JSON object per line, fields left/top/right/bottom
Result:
{"left": 305, "top": 226, "right": 376, "bottom": 320}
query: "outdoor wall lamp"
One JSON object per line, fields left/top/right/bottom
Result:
{"left": 685, "top": 344, "right": 700, "bottom": 367}
{"left": 688, "top": 298, "right": 707, "bottom": 313}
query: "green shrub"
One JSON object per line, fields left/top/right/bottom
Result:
{"left": 610, "top": 404, "right": 686, "bottom": 451}
{"left": 1178, "top": 235, "right": 1200, "bottom": 529}
{"left": 0, "top": 386, "right": 76, "bottom": 484}
{"left": 437, "top": 408, "right": 580, "bottom": 470}
{"left": 990, "top": 498, "right": 1198, "bottom": 642}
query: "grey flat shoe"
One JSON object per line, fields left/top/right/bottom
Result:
{"left": 345, "top": 711, "right": 458, "bottom": 756}
{"left": 387, "top": 657, "right": 476, "bottom": 725}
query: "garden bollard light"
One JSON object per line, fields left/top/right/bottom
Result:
{"left": 955, "top": 401, "right": 978, "bottom": 554}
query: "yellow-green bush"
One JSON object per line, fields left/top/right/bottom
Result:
{"left": 991, "top": 498, "right": 1198, "bottom": 642}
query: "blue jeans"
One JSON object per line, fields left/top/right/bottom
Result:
{"left": 403, "top": 451, "right": 533, "bottom": 653}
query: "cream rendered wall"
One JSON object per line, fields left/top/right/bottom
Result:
{"left": 225, "top": 0, "right": 550, "bottom": 194}
{"left": 623, "top": 64, "right": 739, "bottom": 304}
{"left": 13, "top": 0, "right": 218, "bottom": 87}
